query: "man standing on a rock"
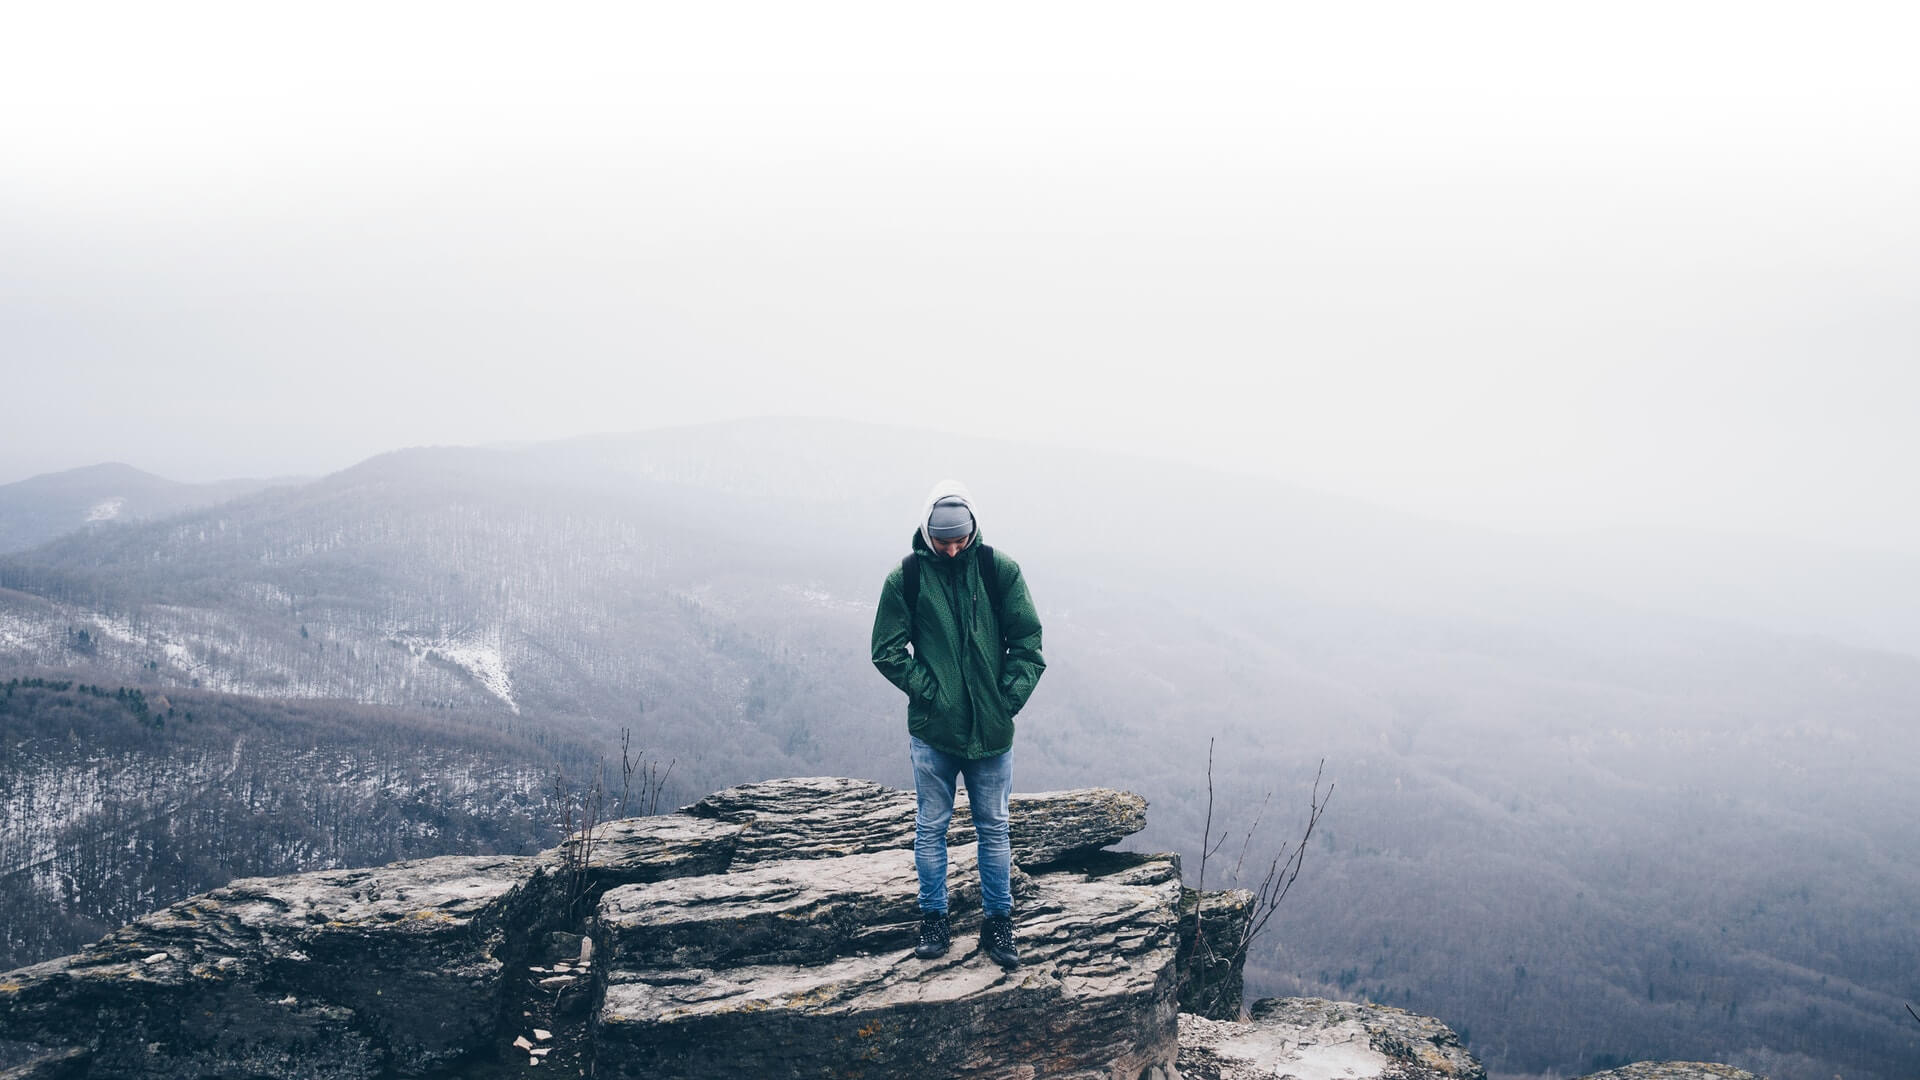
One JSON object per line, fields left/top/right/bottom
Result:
{"left": 871, "top": 479, "right": 1046, "bottom": 970}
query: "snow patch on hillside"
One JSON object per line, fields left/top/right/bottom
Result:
{"left": 390, "top": 633, "right": 519, "bottom": 713}
{"left": 85, "top": 498, "right": 126, "bottom": 522}
{"left": 161, "top": 640, "right": 208, "bottom": 678}
{"left": 88, "top": 613, "right": 149, "bottom": 647}
{"left": 0, "top": 611, "right": 41, "bottom": 652}
{"left": 779, "top": 583, "right": 866, "bottom": 612}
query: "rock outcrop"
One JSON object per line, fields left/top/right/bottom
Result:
{"left": 0, "top": 854, "right": 551, "bottom": 1079}
{"left": 0, "top": 775, "right": 1762, "bottom": 1080}
{"left": 1575, "top": 1065, "right": 1762, "bottom": 1080}
{"left": 1178, "top": 997, "right": 1484, "bottom": 1080}
{"left": 0, "top": 777, "right": 1187, "bottom": 1080}
{"left": 599, "top": 778, "right": 1180, "bottom": 1079}
{"left": 1175, "top": 883, "right": 1254, "bottom": 1020}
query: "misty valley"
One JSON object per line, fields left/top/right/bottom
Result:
{"left": 1, "top": 419, "right": 1916, "bottom": 1080}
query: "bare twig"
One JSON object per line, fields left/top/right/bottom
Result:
{"left": 1231, "top": 789, "right": 1273, "bottom": 881}
{"left": 553, "top": 763, "right": 608, "bottom": 920}
{"left": 619, "top": 727, "right": 636, "bottom": 819}
{"left": 1237, "top": 760, "right": 1331, "bottom": 956}
{"left": 1908, "top": 1002, "right": 1919, "bottom": 1026}
{"left": 1186, "top": 739, "right": 1220, "bottom": 986}
{"left": 1182, "top": 746, "right": 1334, "bottom": 1017}
{"left": 638, "top": 754, "right": 676, "bottom": 816}
{"left": 615, "top": 729, "right": 677, "bottom": 819}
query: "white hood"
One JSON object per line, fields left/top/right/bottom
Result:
{"left": 918, "top": 478, "right": 979, "bottom": 551}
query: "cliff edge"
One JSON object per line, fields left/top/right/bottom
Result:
{"left": 0, "top": 776, "right": 1749, "bottom": 1079}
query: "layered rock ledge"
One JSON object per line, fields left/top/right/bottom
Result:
{"left": 0, "top": 854, "right": 550, "bottom": 1079}
{"left": 683, "top": 775, "right": 1148, "bottom": 867}
{"left": 0, "top": 777, "right": 1184, "bottom": 1080}
{"left": 598, "top": 778, "right": 1180, "bottom": 1079}
{"left": 596, "top": 848, "right": 1182, "bottom": 1079}
{"left": 0, "top": 776, "right": 1761, "bottom": 1079}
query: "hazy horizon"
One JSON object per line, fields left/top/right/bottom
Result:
{"left": 6, "top": 1, "right": 1917, "bottom": 551}
{"left": 13, "top": 416, "right": 1920, "bottom": 564}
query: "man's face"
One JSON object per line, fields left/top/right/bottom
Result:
{"left": 931, "top": 532, "right": 972, "bottom": 558}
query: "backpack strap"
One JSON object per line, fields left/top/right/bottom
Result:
{"left": 976, "top": 544, "right": 1011, "bottom": 649}
{"left": 976, "top": 543, "right": 1002, "bottom": 617}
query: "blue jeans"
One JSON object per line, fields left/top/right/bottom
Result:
{"left": 910, "top": 736, "right": 1013, "bottom": 917}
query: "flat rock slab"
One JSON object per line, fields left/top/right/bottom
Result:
{"left": 683, "top": 777, "right": 912, "bottom": 862}
{"left": 549, "top": 814, "right": 743, "bottom": 887}
{"left": 683, "top": 776, "right": 1147, "bottom": 867}
{"left": 999, "top": 787, "right": 1150, "bottom": 866}
{"left": 594, "top": 866, "right": 1184, "bottom": 1080}
{"left": 1577, "top": 1065, "right": 1762, "bottom": 1080}
{"left": 0, "top": 854, "right": 547, "bottom": 1079}
{"left": 598, "top": 847, "right": 983, "bottom": 968}
{"left": 1178, "top": 997, "right": 1484, "bottom": 1080}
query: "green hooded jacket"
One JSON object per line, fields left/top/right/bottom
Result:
{"left": 870, "top": 481, "right": 1046, "bottom": 759}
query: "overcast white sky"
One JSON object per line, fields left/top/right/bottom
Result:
{"left": 3, "top": 1, "right": 1916, "bottom": 549}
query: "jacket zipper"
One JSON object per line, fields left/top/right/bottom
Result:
{"left": 945, "top": 554, "right": 978, "bottom": 749}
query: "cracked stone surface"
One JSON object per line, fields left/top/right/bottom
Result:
{"left": 0, "top": 855, "right": 554, "bottom": 1079}
{"left": 594, "top": 854, "right": 1185, "bottom": 1080}
{"left": 683, "top": 775, "right": 1148, "bottom": 867}
{"left": 599, "top": 847, "right": 988, "bottom": 969}
{"left": 546, "top": 814, "right": 743, "bottom": 888}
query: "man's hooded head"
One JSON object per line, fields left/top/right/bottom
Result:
{"left": 918, "top": 479, "right": 979, "bottom": 552}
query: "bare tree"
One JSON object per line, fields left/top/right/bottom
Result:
{"left": 1183, "top": 739, "right": 1332, "bottom": 1018}
{"left": 616, "top": 726, "right": 676, "bottom": 819}
{"left": 552, "top": 763, "right": 607, "bottom": 920}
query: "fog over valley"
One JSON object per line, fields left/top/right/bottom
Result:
{"left": 4, "top": 5, "right": 1917, "bottom": 1077}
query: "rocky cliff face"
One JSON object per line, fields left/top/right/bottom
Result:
{"left": 0, "top": 777, "right": 1752, "bottom": 1080}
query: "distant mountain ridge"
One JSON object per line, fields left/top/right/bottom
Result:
{"left": 0, "top": 462, "right": 293, "bottom": 555}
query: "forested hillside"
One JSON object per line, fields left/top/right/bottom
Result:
{"left": 0, "top": 676, "right": 609, "bottom": 970}
{"left": 1, "top": 420, "right": 1916, "bottom": 1079}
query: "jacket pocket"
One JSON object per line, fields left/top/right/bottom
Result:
{"left": 910, "top": 659, "right": 940, "bottom": 702}
{"left": 974, "top": 667, "right": 1014, "bottom": 750}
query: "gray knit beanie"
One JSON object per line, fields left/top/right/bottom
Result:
{"left": 926, "top": 496, "right": 975, "bottom": 540}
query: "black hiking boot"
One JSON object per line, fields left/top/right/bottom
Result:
{"left": 981, "top": 914, "right": 1020, "bottom": 970}
{"left": 914, "top": 911, "right": 951, "bottom": 959}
